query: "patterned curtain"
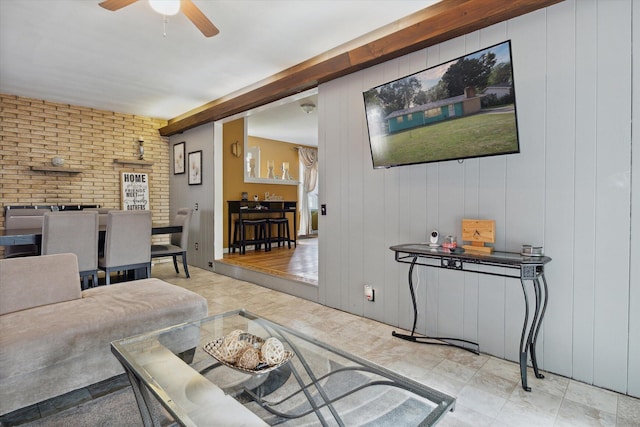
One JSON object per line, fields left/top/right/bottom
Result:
{"left": 298, "top": 147, "right": 318, "bottom": 236}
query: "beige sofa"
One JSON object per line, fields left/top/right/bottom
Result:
{"left": 0, "top": 253, "right": 208, "bottom": 415}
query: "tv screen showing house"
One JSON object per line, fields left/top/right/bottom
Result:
{"left": 363, "top": 40, "right": 520, "bottom": 169}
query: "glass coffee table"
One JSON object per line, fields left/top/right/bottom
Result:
{"left": 111, "top": 309, "right": 455, "bottom": 426}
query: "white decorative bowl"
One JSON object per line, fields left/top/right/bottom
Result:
{"left": 51, "top": 156, "right": 65, "bottom": 166}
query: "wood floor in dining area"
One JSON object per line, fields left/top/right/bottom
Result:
{"left": 220, "top": 235, "right": 318, "bottom": 285}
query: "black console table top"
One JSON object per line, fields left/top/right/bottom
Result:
{"left": 391, "top": 243, "right": 551, "bottom": 272}
{"left": 390, "top": 243, "right": 551, "bottom": 392}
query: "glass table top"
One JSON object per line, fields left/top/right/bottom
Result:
{"left": 111, "top": 309, "right": 455, "bottom": 426}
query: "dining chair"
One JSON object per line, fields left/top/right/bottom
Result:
{"left": 4, "top": 208, "right": 49, "bottom": 258}
{"left": 41, "top": 211, "right": 99, "bottom": 289}
{"left": 99, "top": 210, "right": 151, "bottom": 285}
{"left": 84, "top": 207, "right": 118, "bottom": 257}
{"left": 84, "top": 207, "right": 115, "bottom": 227}
{"left": 151, "top": 208, "right": 192, "bottom": 278}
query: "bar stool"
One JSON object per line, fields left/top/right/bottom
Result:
{"left": 233, "top": 218, "right": 270, "bottom": 255}
{"left": 268, "top": 217, "right": 291, "bottom": 249}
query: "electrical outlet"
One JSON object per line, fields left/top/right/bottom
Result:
{"left": 208, "top": 261, "right": 213, "bottom": 267}
{"left": 364, "top": 285, "right": 374, "bottom": 302}
{"left": 194, "top": 202, "right": 199, "bottom": 211}
{"left": 194, "top": 242, "right": 198, "bottom": 250}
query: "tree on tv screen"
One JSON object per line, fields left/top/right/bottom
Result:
{"left": 441, "top": 52, "right": 497, "bottom": 96}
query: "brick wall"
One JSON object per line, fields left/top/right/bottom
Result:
{"left": 0, "top": 93, "right": 171, "bottom": 234}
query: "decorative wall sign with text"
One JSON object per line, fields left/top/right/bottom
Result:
{"left": 121, "top": 172, "right": 150, "bottom": 210}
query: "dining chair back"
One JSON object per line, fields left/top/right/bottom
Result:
{"left": 4, "top": 208, "right": 49, "bottom": 258}
{"left": 151, "top": 208, "right": 192, "bottom": 278}
{"left": 84, "top": 207, "right": 116, "bottom": 226}
{"left": 84, "top": 208, "right": 119, "bottom": 257}
{"left": 99, "top": 210, "right": 151, "bottom": 285}
{"left": 41, "top": 211, "right": 99, "bottom": 289}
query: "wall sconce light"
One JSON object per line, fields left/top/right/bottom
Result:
{"left": 231, "top": 140, "right": 241, "bottom": 157}
{"left": 138, "top": 136, "right": 145, "bottom": 160}
{"left": 300, "top": 102, "right": 316, "bottom": 114}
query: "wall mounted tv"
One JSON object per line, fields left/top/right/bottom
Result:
{"left": 363, "top": 40, "right": 520, "bottom": 169}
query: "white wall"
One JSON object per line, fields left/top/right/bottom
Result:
{"left": 169, "top": 123, "right": 216, "bottom": 271}
{"left": 318, "top": 0, "right": 639, "bottom": 397}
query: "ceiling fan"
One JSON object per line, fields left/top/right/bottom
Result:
{"left": 99, "top": 0, "right": 219, "bottom": 37}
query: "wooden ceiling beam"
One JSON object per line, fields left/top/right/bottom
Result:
{"left": 160, "top": 0, "right": 563, "bottom": 136}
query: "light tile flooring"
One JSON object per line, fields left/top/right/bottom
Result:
{"left": 155, "top": 263, "right": 640, "bottom": 426}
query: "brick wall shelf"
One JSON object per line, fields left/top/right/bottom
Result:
{"left": 31, "top": 166, "right": 83, "bottom": 173}
{"left": 113, "top": 159, "right": 154, "bottom": 166}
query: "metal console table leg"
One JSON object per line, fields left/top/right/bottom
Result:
{"left": 392, "top": 256, "right": 480, "bottom": 355}
{"left": 518, "top": 270, "right": 548, "bottom": 391}
{"left": 530, "top": 274, "right": 548, "bottom": 380}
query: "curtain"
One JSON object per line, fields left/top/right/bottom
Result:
{"left": 298, "top": 147, "right": 318, "bottom": 236}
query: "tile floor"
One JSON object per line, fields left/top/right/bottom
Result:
{"left": 155, "top": 263, "right": 639, "bottom": 427}
{"left": 3, "top": 263, "right": 638, "bottom": 426}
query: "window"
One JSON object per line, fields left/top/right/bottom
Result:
{"left": 425, "top": 108, "right": 441, "bottom": 118}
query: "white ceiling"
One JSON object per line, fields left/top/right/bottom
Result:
{"left": 0, "top": 0, "right": 439, "bottom": 145}
{"left": 246, "top": 90, "right": 319, "bottom": 146}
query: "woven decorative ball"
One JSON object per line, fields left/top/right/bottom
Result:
{"left": 218, "top": 333, "right": 247, "bottom": 363}
{"left": 261, "top": 337, "right": 285, "bottom": 366}
{"left": 227, "top": 329, "right": 244, "bottom": 340}
{"left": 236, "top": 346, "right": 261, "bottom": 370}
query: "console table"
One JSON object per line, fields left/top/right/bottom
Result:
{"left": 227, "top": 200, "right": 297, "bottom": 252}
{"left": 390, "top": 243, "right": 551, "bottom": 392}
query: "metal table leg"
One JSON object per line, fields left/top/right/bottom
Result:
{"left": 519, "top": 277, "right": 532, "bottom": 391}
{"left": 519, "top": 272, "right": 547, "bottom": 391}
{"left": 392, "top": 256, "right": 479, "bottom": 354}
{"left": 530, "top": 274, "right": 548, "bottom": 380}
{"left": 125, "top": 368, "right": 158, "bottom": 427}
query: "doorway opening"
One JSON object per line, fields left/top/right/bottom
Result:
{"left": 218, "top": 89, "right": 319, "bottom": 285}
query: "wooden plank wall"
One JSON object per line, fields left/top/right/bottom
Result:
{"left": 317, "top": 0, "right": 638, "bottom": 396}
{"left": 169, "top": 123, "right": 215, "bottom": 271}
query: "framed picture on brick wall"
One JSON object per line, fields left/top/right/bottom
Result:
{"left": 188, "top": 150, "right": 202, "bottom": 185}
{"left": 121, "top": 172, "right": 149, "bottom": 210}
{"left": 173, "top": 142, "right": 185, "bottom": 175}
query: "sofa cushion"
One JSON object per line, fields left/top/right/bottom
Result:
{"left": 0, "top": 253, "right": 81, "bottom": 315}
{"left": 0, "top": 278, "right": 208, "bottom": 415}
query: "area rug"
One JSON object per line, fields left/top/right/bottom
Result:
{"left": 13, "top": 387, "right": 174, "bottom": 427}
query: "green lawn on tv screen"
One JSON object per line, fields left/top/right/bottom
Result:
{"left": 373, "top": 111, "right": 519, "bottom": 167}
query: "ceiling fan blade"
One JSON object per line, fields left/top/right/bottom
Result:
{"left": 181, "top": 0, "right": 219, "bottom": 37}
{"left": 99, "top": 0, "right": 139, "bottom": 11}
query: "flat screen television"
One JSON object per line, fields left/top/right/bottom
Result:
{"left": 363, "top": 40, "right": 520, "bottom": 169}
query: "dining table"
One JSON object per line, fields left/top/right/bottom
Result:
{"left": 0, "top": 224, "right": 182, "bottom": 247}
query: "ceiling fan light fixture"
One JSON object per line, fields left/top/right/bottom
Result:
{"left": 149, "top": 0, "right": 181, "bottom": 16}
